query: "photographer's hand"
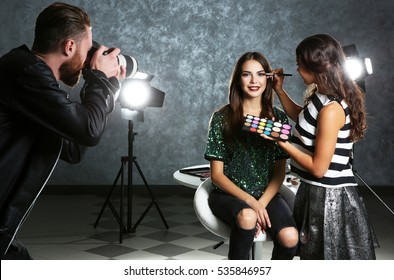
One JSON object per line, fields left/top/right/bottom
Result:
{"left": 90, "top": 45, "right": 122, "bottom": 79}
{"left": 117, "top": 65, "right": 126, "bottom": 81}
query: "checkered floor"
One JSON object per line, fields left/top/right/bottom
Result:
{"left": 16, "top": 185, "right": 394, "bottom": 260}
{"left": 17, "top": 186, "right": 234, "bottom": 260}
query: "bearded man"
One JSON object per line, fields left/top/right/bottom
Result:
{"left": 0, "top": 2, "right": 125, "bottom": 259}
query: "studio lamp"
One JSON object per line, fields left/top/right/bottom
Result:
{"left": 341, "top": 45, "right": 394, "bottom": 217}
{"left": 342, "top": 44, "right": 373, "bottom": 91}
{"left": 94, "top": 71, "right": 168, "bottom": 242}
{"left": 119, "top": 72, "right": 165, "bottom": 121}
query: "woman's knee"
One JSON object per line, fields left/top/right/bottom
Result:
{"left": 236, "top": 208, "right": 257, "bottom": 230}
{"left": 277, "top": 227, "right": 299, "bottom": 248}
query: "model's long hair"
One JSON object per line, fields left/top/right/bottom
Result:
{"left": 32, "top": 2, "right": 91, "bottom": 53}
{"left": 296, "top": 34, "right": 367, "bottom": 141}
{"left": 219, "top": 52, "right": 275, "bottom": 145}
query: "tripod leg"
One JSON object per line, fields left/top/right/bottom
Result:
{"left": 131, "top": 159, "right": 169, "bottom": 232}
{"left": 107, "top": 201, "right": 123, "bottom": 228}
{"left": 131, "top": 201, "right": 154, "bottom": 233}
{"left": 119, "top": 160, "right": 125, "bottom": 243}
{"left": 94, "top": 165, "right": 123, "bottom": 228}
{"left": 355, "top": 171, "right": 394, "bottom": 217}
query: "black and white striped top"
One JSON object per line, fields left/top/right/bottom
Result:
{"left": 291, "top": 92, "right": 357, "bottom": 188}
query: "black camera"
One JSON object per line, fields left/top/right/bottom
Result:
{"left": 85, "top": 41, "right": 138, "bottom": 78}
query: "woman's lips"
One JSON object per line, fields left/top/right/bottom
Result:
{"left": 248, "top": 86, "right": 260, "bottom": 91}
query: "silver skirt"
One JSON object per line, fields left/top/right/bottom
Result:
{"left": 293, "top": 182, "right": 378, "bottom": 260}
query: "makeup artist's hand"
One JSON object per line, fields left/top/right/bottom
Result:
{"left": 260, "top": 121, "right": 286, "bottom": 143}
{"left": 261, "top": 133, "right": 276, "bottom": 142}
{"left": 272, "top": 68, "right": 285, "bottom": 93}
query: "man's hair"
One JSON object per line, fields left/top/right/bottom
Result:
{"left": 32, "top": 2, "right": 91, "bottom": 53}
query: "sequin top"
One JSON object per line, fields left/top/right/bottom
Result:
{"left": 204, "top": 106, "right": 289, "bottom": 199}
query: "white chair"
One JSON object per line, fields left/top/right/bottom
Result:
{"left": 193, "top": 178, "right": 295, "bottom": 260}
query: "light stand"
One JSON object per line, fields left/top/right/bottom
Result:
{"left": 94, "top": 73, "right": 168, "bottom": 243}
{"left": 94, "top": 111, "right": 169, "bottom": 242}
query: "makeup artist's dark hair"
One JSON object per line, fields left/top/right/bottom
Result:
{"left": 296, "top": 34, "right": 367, "bottom": 141}
{"left": 219, "top": 52, "right": 274, "bottom": 145}
{"left": 32, "top": 2, "right": 91, "bottom": 54}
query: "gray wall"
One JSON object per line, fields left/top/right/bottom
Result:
{"left": 1, "top": 0, "right": 393, "bottom": 186}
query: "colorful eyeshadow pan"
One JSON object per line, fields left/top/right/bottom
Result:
{"left": 242, "top": 114, "right": 292, "bottom": 141}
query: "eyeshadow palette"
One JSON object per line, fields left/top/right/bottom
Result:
{"left": 242, "top": 114, "right": 292, "bottom": 141}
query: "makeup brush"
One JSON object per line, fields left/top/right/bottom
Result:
{"left": 266, "top": 73, "right": 292, "bottom": 77}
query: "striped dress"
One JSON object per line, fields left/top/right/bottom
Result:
{"left": 291, "top": 91, "right": 377, "bottom": 260}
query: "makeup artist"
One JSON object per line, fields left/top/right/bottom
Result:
{"left": 204, "top": 52, "right": 299, "bottom": 260}
{"left": 0, "top": 2, "right": 125, "bottom": 259}
{"left": 267, "top": 34, "right": 377, "bottom": 259}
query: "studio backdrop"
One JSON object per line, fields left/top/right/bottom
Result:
{"left": 0, "top": 0, "right": 393, "bottom": 187}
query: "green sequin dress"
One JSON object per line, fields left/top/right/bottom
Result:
{"left": 204, "top": 106, "right": 289, "bottom": 199}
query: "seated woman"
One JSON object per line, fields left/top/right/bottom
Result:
{"left": 204, "top": 52, "right": 299, "bottom": 260}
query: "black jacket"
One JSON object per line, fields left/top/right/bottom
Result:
{"left": 0, "top": 45, "right": 120, "bottom": 256}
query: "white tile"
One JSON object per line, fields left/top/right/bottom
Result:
{"left": 120, "top": 236, "right": 164, "bottom": 250}
{"left": 168, "top": 224, "right": 207, "bottom": 235}
{"left": 114, "top": 250, "right": 168, "bottom": 260}
{"left": 172, "top": 250, "right": 227, "bottom": 260}
{"left": 169, "top": 236, "right": 218, "bottom": 249}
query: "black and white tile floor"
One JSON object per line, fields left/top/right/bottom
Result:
{"left": 15, "top": 185, "right": 394, "bottom": 260}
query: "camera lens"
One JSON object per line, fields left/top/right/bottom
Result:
{"left": 87, "top": 41, "right": 138, "bottom": 78}
{"left": 117, "top": 54, "right": 138, "bottom": 78}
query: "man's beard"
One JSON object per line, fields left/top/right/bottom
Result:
{"left": 59, "top": 51, "right": 84, "bottom": 87}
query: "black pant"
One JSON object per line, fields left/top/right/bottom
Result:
{"left": 209, "top": 191, "right": 297, "bottom": 260}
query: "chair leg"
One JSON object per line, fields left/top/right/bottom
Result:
{"left": 213, "top": 240, "right": 226, "bottom": 249}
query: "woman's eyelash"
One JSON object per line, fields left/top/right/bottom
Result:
{"left": 242, "top": 72, "right": 266, "bottom": 76}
